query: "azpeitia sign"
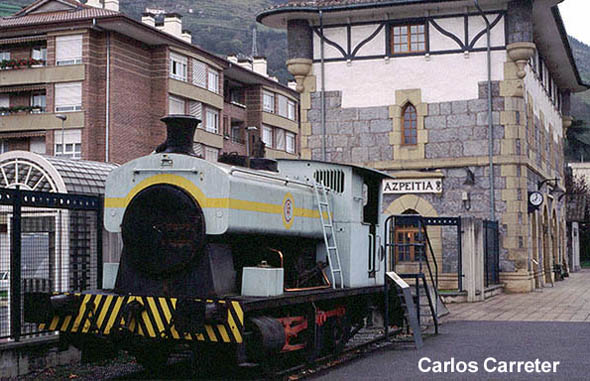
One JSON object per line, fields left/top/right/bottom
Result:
{"left": 383, "top": 179, "right": 442, "bottom": 194}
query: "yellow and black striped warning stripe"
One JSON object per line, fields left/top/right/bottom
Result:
{"left": 38, "top": 293, "right": 244, "bottom": 343}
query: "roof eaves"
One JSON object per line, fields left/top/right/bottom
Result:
{"left": 95, "top": 14, "right": 229, "bottom": 69}
{"left": 551, "top": 6, "right": 590, "bottom": 90}
{"left": 14, "top": 0, "right": 86, "bottom": 17}
{"left": 257, "top": 0, "right": 455, "bottom": 23}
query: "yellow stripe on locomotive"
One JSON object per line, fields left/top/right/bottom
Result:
{"left": 36, "top": 293, "right": 244, "bottom": 344}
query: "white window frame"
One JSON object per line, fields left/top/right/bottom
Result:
{"left": 0, "top": 51, "right": 9, "bottom": 61}
{"left": 286, "top": 132, "right": 295, "bottom": 154}
{"left": 277, "top": 94, "right": 288, "bottom": 118}
{"left": 31, "top": 93, "right": 46, "bottom": 113}
{"left": 56, "top": 35, "right": 83, "bottom": 66}
{"left": 275, "top": 128, "right": 285, "bottom": 150}
{"left": 207, "top": 68, "right": 219, "bottom": 94}
{"left": 205, "top": 107, "right": 219, "bottom": 134}
{"left": 287, "top": 100, "right": 296, "bottom": 121}
{"left": 54, "top": 129, "right": 81, "bottom": 159}
{"left": 31, "top": 46, "right": 47, "bottom": 64}
{"left": 262, "top": 125, "right": 273, "bottom": 148}
{"left": 168, "top": 95, "right": 185, "bottom": 115}
{"left": 54, "top": 82, "right": 82, "bottom": 112}
{"left": 231, "top": 125, "right": 242, "bottom": 143}
{"left": 169, "top": 52, "right": 188, "bottom": 82}
{"left": 263, "top": 91, "right": 275, "bottom": 113}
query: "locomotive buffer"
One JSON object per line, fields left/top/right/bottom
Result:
{"left": 314, "top": 181, "right": 344, "bottom": 289}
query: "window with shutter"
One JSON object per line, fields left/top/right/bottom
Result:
{"left": 192, "top": 59, "right": 207, "bottom": 88}
{"left": 278, "top": 95, "right": 288, "bottom": 117}
{"left": 207, "top": 69, "right": 219, "bottom": 93}
{"left": 193, "top": 143, "right": 204, "bottom": 157}
{"left": 170, "top": 52, "right": 188, "bottom": 81}
{"left": 56, "top": 35, "right": 82, "bottom": 65}
{"left": 189, "top": 101, "right": 202, "bottom": 121}
{"left": 55, "top": 83, "right": 82, "bottom": 112}
{"left": 262, "top": 125, "right": 273, "bottom": 148}
{"left": 286, "top": 132, "right": 295, "bottom": 154}
{"left": 275, "top": 128, "right": 285, "bottom": 150}
{"left": 263, "top": 91, "right": 275, "bottom": 113}
{"left": 55, "top": 129, "right": 82, "bottom": 159}
{"left": 168, "top": 96, "right": 185, "bottom": 114}
{"left": 204, "top": 146, "right": 219, "bottom": 162}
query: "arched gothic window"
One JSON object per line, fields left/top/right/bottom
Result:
{"left": 402, "top": 104, "right": 417, "bottom": 145}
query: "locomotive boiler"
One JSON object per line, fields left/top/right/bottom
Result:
{"left": 25, "top": 115, "right": 396, "bottom": 371}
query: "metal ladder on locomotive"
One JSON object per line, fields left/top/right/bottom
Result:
{"left": 313, "top": 181, "right": 344, "bottom": 289}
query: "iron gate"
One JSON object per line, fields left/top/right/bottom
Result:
{"left": 483, "top": 220, "right": 500, "bottom": 286}
{"left": 0, "top": 187, "right": 102, "bottom": 342}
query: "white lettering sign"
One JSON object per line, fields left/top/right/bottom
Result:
{"left": 383, "top": 179, "right": 442, "bottom": 194}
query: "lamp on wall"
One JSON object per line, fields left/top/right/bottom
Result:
{"left": 462, "top": 191, "right": 471, "bottom": 211}
{"left": 55, "top": 114, "right": 67, "bottom": 156}
{"left": 537, "top": 178, "right": 559, "bottom": 191}
{"left": 245, "top": 126, "right": 258, "bottom": 157}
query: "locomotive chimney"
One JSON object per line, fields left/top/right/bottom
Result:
{"left": 157, "top": 115, "right": 201, "bottom": 156}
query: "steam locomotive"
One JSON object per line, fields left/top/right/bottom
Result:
{"left": 25, "top": 115, "right": 398, "bottom": 371}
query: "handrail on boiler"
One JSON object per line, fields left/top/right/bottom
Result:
{"left": 229, "top": 167, "right": 313, "bottom": 188}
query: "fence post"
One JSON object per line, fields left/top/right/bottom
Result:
{"left": 96, "top": 195, "right": 103, "bottom": 289}
{"left": 10, "top": 187, "right": 22, "bottom": 341}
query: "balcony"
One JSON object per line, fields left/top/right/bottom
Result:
{"left": 265, "top": 147, "right": 297, "bottom": 160}
{"left": 169, "top": 79, "right": 224, "bottom": 109}
{"left": 0, "top": 65, "right": 85, "bottom": 87}
{"left": 262, "top": 112, "right": 298, "bottom": 134}
{"left": 0, "top": 111, "right": 84, "bottom": 132}
{"left": 194, "top": 128, "right": 223, "bottom": 149}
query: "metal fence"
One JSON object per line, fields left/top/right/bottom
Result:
{"left": 483, "top": 220, "right": 500, "bottom": 287}
{"left": 0, "top": 187, "right": 102, "bottom": 342}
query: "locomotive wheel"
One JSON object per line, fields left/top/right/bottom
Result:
{"left": 323, "top": 314, "right": 351, "bottom": 354}
{"left": 134, "top": 346, "right": 170, "bottom": 374}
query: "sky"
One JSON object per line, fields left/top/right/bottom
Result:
{"left": 558, "top": 0, "right": 590, "bottom": 45}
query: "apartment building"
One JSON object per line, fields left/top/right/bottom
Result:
{"left": 0, "top": 0, "right": 299, "bottom": 164}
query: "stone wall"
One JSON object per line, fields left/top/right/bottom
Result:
{"left": 307, "top": 91, "right": 392, "bottom": 162}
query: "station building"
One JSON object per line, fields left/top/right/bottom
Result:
{"left": 258, "top": 0, "right": 589, "bottom": 292}
{"left": 0, "top": 0, "right": 299, "bottom": 165}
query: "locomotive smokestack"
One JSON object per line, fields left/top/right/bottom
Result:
{"left": 156, "top": 115, "right": 201, "bottom": 156}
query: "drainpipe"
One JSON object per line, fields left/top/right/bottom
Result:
{"left": 319, "top": 9, "right": 326, "bottom": 161}
{"left": 475, "top": 0, "right": 495, "bottom": 221}
{"left": 105, "top": 32, "right": 111, "bottom": 162}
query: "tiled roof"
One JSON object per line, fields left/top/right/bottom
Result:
{"left": 263, "top": 0, "right": 427, "bottom": 11}
{"left": 0, "top": 7, "right": 118, "bottom": 27}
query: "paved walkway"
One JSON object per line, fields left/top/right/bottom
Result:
{"left": 315, "top": 321, "right": 590, "bottom": 380}
{"left": 446, "top": 269, "right": 590, "bottom": 322}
